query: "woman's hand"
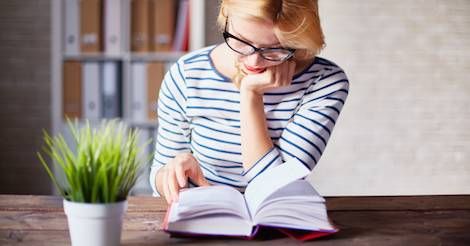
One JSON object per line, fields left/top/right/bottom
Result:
{"left": 156, "top": 153, "right": 209, "bottom": 204}
{"left": 239, "top": 60, "right": 296, "bottom": 95}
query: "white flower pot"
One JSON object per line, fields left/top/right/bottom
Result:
{"left": 63, "top": 199, "right": 128, "bottom": 246}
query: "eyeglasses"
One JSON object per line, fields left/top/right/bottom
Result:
{"left": 223, "top": 19, "right": 295, "bottom": 62}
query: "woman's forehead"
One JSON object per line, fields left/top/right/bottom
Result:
{"left": 229, "top": 16, "right": 281, "bottom": 47}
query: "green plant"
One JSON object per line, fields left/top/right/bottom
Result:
{"left": 38, "top": 119, "right": 149, "bottom": 203}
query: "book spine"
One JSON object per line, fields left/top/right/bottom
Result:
{"left": 182, "top": 0, "right": 190, "bottom": 51}
{"left": 103, "top": 0, "right": 122, "bottom": 55}
{"left": 101, "top": 61, "right": 121, "bottom": 118}
{"left": 146, "top": 62, "right": 164, "bottom": 120}
{"left": 62, "top": 61, "right": 82, "bottom": 119}
{"left": 172, "top": 0, "right": 189, "bottom": 51}
{"left": 131, "top": 0, "right": 150, "bottom": 52}
{"left": 131, "top": 62, "right": 147, "bottom": 122}
{"left": 80, "top": 0, "right": 102, "bottom": 53}
{"left": 149, "top": 0, "right": 175, "bottom": 52}
{"left": 64, "top": 0, "right": 80, "bottom": 55}
{"left": 82, "top": 62, "right": 102, "bottom": 121}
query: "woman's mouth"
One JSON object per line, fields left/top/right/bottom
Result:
{"left": 243, "top": 64, "right": 266, "bottom": 74}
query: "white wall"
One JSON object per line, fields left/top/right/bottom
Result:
{"left": 308, "top": 0, "right": 470, "bottom": 196}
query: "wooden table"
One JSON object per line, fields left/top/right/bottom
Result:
{"left": 1, "top": 195, "right": 469, "bottom": 245}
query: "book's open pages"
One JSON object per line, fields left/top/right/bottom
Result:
{"left": 163, "top": 160, "right": 338, "bottom": 239}
{"left": 253, "top": 180, "right": 335, "bottom": 231}
{"left": 166, "top": 185, "right": 253, "bottom": 236}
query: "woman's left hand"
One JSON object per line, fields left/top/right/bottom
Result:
{"left": 239, "top": 60, "right": 296, "bottom": 95}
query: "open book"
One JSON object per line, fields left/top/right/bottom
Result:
{"left": 162, "top": 160, "right": 338, "bottom": 241}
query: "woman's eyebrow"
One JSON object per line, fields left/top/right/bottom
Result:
{"left": 231, "top": 26, "right": 281, "bottom": 47}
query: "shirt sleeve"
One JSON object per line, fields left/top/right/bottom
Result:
{"left": 243, "top": 66, "right": 349, "bottom": 182}
{"left": 149, "top": 62, "right": 191, "bottom": 197}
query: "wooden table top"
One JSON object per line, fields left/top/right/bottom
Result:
{"left": 1, "top": 194, "right": 469, "bottom": 245}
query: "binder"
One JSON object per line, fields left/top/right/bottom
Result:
{"left": 80, "top": 0, "right": 102, "bottom": 53}
{"left": 101, "top": 61, "right": 121, "bottom": 118}
{"left": 147, "top": 62, "right": 165, "bottom": 120}
{"left": 149, "top": 0, "right": 176, "bottom": 52}
{"left": 64, "top": 0, "right": 80, "bottom": 55}
{"left": 131, "top": 0, "right": 150, "bottom": 52}
{"left": 182, "top": 0, "right": 190, "bottom": 51}
{"left": 103, "top": 0, "right": 122, "bottom": 55}
{"left": 63, "top": 61, "right": 82, "bottom": 119}
{"left": 172, "top": 0, "right": 190, "bottom": 51}
{"left": 82, "top": 62, "right": 101, "bottom": 120}
{"left": 131, "top": 62, "right": 147, "bottom": 122}
{"left": 164, "top": 62, "right": 174, "bottom": 73}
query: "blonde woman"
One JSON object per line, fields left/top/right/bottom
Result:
{"left": 150, "top": 0, "right": 349, "bottom": 204}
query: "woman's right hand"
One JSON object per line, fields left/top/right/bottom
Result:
{"left": 156, "top": 153, "right": 209, "bottom": 204}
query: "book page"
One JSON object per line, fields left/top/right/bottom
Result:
{"left": 254, "top": 202, "right": 336, "bottom": 231}
{"left": 244, "top": 159, "right": 311, "bottom": 215}
{"left": 170, "top": 185, "right": 250, "bottom": 222}
{"left": 167, "top": 214, "right": 254, "bottom": 236}
{"left": 254, "top": 180, "right": 325, "bottom": 215}
{"left": 252, "top": 180, "right": 336, "bottom": 232}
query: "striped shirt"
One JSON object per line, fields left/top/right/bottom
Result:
{"left": 149, "top": 45, "right": 349, "bottom": 196}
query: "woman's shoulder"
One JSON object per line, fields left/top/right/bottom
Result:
{"left": 312, "top": 56, "right": 347, "bottom": 75}
{"left": 294, "top": 56, "right": 348, "bottom": 82}
{"left": 164, "top": 45, "right": 217, "bottom": 81}
{"left": 176, "top": 45, "right": 217, "bottom": 65}
{"left": 310, "top": 56, "right": 349, "bottom": 91}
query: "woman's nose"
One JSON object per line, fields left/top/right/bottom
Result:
{"left": 242, "top": 52, "right": 265, "bottom": 67}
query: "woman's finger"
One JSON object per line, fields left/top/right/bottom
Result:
{"left": 162, "top": 169, "right": 171, "bottom": 204}
{"left": 168, "top": 169, "right": 180, "bottom": 202}
{"left": 277, "top": 63, "right": 288, "bottom": 87}
{"left": 192, "top": 167, "right": 210, "bottom": 187}
{"left": 175, "top": 162, "right": 187, "bottom": 188}
{"left": 286, "top": 61, "right": 296, "bottom": 86}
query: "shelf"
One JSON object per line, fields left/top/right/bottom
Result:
{"left": 63, "top": 52, "right": 185, "bottom": 62}
{"left": 63, "top": 53, "right": 125, "bottom": 61}
{"left": 127, "top": 120, "right": 158, "bottom": 129}
{"left": 129, "top": 52, "right": 185, "bottom": 62}
{"left": 52, "top": 0, "right": 207, "bottom": 195}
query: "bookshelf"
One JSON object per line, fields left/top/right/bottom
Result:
{"left": 50, "top": 0, "right": 206, "bottom": 194}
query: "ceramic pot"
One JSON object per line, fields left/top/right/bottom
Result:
{"left": 63, "top": 199, "right": 127, "bottom": 246}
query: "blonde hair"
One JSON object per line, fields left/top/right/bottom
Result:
{"left": 217, "top": 0, "right": 325, "bottom": 61}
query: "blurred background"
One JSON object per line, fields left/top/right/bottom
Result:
{"left": 0, "top": 0, "right": 469, "bottom": 196}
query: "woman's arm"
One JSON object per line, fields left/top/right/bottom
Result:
{"left": 239, "top": 61, "right": 296, "bottom": 170}
{"left": 150, "top": 62, "right": 209, "bottom": 203}
{"left": 239, "top": 60, "right": 349, "bottom": 180}
{"left": 239, "top": 90, "right": 273, "bottom": 170}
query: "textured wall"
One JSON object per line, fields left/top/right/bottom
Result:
{"left": 309, "top": 0, "right": 470, "bottom": 195}
{"left": 3, "top": 0, "right": 465, "bottom": 196}
{"left": 202, "top": 0, "right": 470, "bottom": 195}
{"left": 0, "top": 0, "right": 52, "bottom": 194}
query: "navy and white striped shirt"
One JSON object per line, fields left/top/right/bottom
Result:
{"left": 150, "top": 45, "right": 349, "bottom": 196}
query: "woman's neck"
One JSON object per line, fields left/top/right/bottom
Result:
{"left": 210, "top": 44, "right": 238, "bottom": 79}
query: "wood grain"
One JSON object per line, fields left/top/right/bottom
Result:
{"left": 1, "top": 195, "right": 469, "bottom": 245}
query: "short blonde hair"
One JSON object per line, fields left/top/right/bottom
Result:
{"left": 217, "top": 0, "right": 325, "bottom": 60}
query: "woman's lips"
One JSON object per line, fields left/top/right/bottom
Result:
{"left": 244, "top": 64, "right": 266, "bottom": 74}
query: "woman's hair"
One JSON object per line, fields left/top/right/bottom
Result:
{"left": 217, "top": 0, "right": 325, "bottom": 61}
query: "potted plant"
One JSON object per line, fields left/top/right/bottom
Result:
{"left": 37, "top": 120, "right": 148, "bottom": 246}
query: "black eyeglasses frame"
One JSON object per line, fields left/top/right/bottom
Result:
{"left": 223, "top": 19, "right": 295, "bottom": 62}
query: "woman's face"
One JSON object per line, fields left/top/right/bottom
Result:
{"left": 226, "top": 16, "right": 285, "bottom": 74}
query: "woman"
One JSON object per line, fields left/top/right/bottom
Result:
{"left": 150, "top": 0, "right": 349, "bottom": 204}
